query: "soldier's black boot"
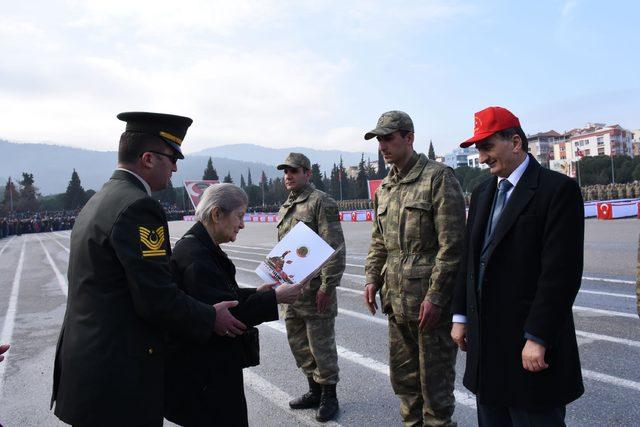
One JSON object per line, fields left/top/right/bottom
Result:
{"left": 289, "top": 377, "right": 321, "bottom": 409}
{"left": 316, "top": 384, "right": 339, "bottom": 422}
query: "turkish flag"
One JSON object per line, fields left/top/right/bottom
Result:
{"left": 365, "top": 210, "right": 373, "bottom": 221}
{"left": 597, "top": 203, "right": 612, "bottom": 220}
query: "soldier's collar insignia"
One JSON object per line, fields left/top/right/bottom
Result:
{"left": 139, "top": 225, "right": 167, "bottom": 257}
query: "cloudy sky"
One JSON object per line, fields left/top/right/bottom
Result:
{"left": 1, "top": 0, "right": 638, "bottom": 155}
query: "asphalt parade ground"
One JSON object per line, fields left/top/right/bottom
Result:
{"left": 0, "top": 219, "right": 638, "bottom": 426}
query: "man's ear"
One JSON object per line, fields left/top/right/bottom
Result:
{"left": 406, "top": 132, "right": 415, "bottom": 145}
{"left": 139, "top": 152, "right": 154, "bottom": 169}
{"left": 512, "top": 134, "right": 523, "bottom": 153}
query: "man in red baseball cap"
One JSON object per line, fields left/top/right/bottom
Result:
{"left": 451, "top": 106, "right": 585, "bottom": 426}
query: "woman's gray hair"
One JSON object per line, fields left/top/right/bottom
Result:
{"left": 195, "top": 183, "right": 248, "bottom": 224}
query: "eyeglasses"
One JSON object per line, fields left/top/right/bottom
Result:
{"left": 146, "top": 151, "right": 179, "bottom": 164}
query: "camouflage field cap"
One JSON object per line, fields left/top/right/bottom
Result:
{"left": 364, "top": 110, "right": 414, "bottom": 140}
{"left": 277, "top": 152, "right": 311, "bottom": 170}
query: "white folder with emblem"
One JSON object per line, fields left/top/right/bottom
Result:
{"left": 255, "top": 222, "right": 337, "bottom": 286}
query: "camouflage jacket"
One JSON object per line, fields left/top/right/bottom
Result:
{"left": 277, "top": 184, "right": 346, "bottom": 318}
{"left": 365, "top": 152, "right": 465, "bottom": 320}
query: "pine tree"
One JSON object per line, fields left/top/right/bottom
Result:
{"left": 202, "top": 157, "right": 219, "bottom": 180}
{"left": 240, "top": 174, "right": 246, "bottom": 189}
{"left": 260, "top": 171, "right": 268, "bottom": 206}
{"left": 1, "top": 177, "right": 19, "bottom": 215}
{"left": 64, "top": 169, "right": 86, "bottom": 210}
{"left": 310, "top": 163, "right": 325, "bottom": 191}
{"left": 329, "top": 164, "right": 340, "bottom": 200}
{"left": 223, "top": 172, "right": 233, "bottom": 183}
{"left": 377, "top": 149, "right": 387, "bottom": 179}
{"left": 17, "top": 172, "right": 39, "bottom": 212}
{"left": 356, "top": 154, "right": 368, "bottom": 199}
{"left": 428, "top": 140, "right": 436, "bottom": 160}
{"left": 247, "top": 168, "right": 253, "bottom": 186}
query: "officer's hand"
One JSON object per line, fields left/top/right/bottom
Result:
{"left": 451, "top": 323, "right": 467, "bottom": 352}
{"left": 0, "top": 343, "right": 10, "bottom": 363}
{"left": 276, "top": 283, "right": 303, "bottom": 304}
{"left": 364, "top": 283, "right": 378, "bottom": 315}
{"left": 316, "top": 290, "right": 330, "bottom": 313}
{"left": 522, "top": 339, "right": 549, "bottom": 372}
{"left": 213, "top": 301, "right": 246, "bottom": 338}
{"left": 418, "top": 299, "right": 441, "bottom": 331}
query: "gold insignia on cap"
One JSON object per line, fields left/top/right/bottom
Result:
{"left": 139, "top": 226, "right": 167, "bottom": 257}
{"left": 159, "top": 131, "right": 182, "bottom": 146}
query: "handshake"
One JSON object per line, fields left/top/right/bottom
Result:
{"left": 213, "top": 282, "right": 303, "bottom": 337}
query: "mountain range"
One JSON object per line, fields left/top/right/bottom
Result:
{"left": 0, "top": 140, "right": 377, "bottom": 195}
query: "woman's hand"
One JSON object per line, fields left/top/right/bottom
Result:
{"left": 257, "top": 283, "right": 278, "bottom": 292}
{"left": 275, "top": 283, "right": 303, "bottom": 304}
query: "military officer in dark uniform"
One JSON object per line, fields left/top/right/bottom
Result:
{"left": 51, "top": 112, "right": 246, "bottom": 427}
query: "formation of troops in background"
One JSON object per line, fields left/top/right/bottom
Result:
{"left": 581, "top": 181, "right": 640, "bottom": 201}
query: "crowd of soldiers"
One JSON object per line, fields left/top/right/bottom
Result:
{"left": 582, "top": 181, "right": 640, "bottom": 201}
{"left": 0, "top": 211, "right": 78, "bottom": 238}
{"left": 337, "top": 198, "right": 373, "bottom": 211}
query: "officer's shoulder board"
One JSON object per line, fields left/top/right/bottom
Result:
{"left": 138, "top": 225, "right": 167, "bottom": 257}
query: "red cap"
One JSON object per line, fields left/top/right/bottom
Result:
{"left": 460, "top": 106, "right": 521, "bottom": 148}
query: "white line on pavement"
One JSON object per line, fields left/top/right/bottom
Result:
{"left": 226, "top": 246, "right": 637, "bottom": 285}
{"left": 579, "top": 290, "right": 635, "bottom": 299}
{"left": 48, "top": 234, "right": 70, "bottom": 252}
{"left": 0, "top": 236, "right": 17, "bottom": 257}
{"left": 244, "top": 371, "right": 342, "bottom": 427}
{"left": 263, "top": 302, "right": 640, "bottom": 397}
{"left": 582, "top": 276, "right": 635, "bottom": 285}
{"left": 230, "top": 253, "right": 637, "bottom": 303}
{"left": 237, "top": 278, "right": 640, "bottom": 362}
{"left": 573, "top": 306, "right": 638, "bottom": 319}
{"left": 0, "top": 239, "right": 26, "bottom": 397}
{"left": 263, "top": 321, "right": 477, "bottom": 410}
{"left": 575, "top": 331, "right": 640, "bottom": 348}
{"left": 581, "top": 369, "right": 640, "bottom": 392}
{"left": 37, "top": 235, "right": 68, "bottom": 296}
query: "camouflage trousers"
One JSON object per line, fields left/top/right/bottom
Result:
{"left": 389, "top": 316, "right": 457, "bottom": 427}
{"left": 285, "top": 316, "right": 339, "bottom": 385}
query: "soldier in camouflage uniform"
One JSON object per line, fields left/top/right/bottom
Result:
{"left": 363, "top": 111, "right": 466, "bottom": 427}
{"left": 276, "top": 152, "right": 346, "bottom": 422}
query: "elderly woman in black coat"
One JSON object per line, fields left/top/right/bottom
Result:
{"left": 164, "top": 183, "right": 301, "bottom": 426}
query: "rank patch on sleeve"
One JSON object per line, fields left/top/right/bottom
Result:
{"left": 139, "top": 226, "right": 167, "bottom": 257}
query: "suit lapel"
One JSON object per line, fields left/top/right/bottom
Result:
{"left": 484, "top": 155, "right": 540, "bottom": 260}
{"left": 471, "top": 177, "right": 496, "bottom": 262}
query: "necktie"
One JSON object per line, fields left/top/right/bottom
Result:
{"left": 488, "top": 179, "right": 513, "bottom": 237}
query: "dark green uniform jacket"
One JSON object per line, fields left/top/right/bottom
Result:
{"left": 51, "top": 170, "right": 217, "bottom": 426}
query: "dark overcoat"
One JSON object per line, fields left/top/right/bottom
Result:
{"left": 164, "top": 221, "right": 278, "bottom": 427}
{"left": 52, "top": 170, "right": 217, "bottom": 426}
{"left": 451, "top": 155, "right": 585, "bottom": 408}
